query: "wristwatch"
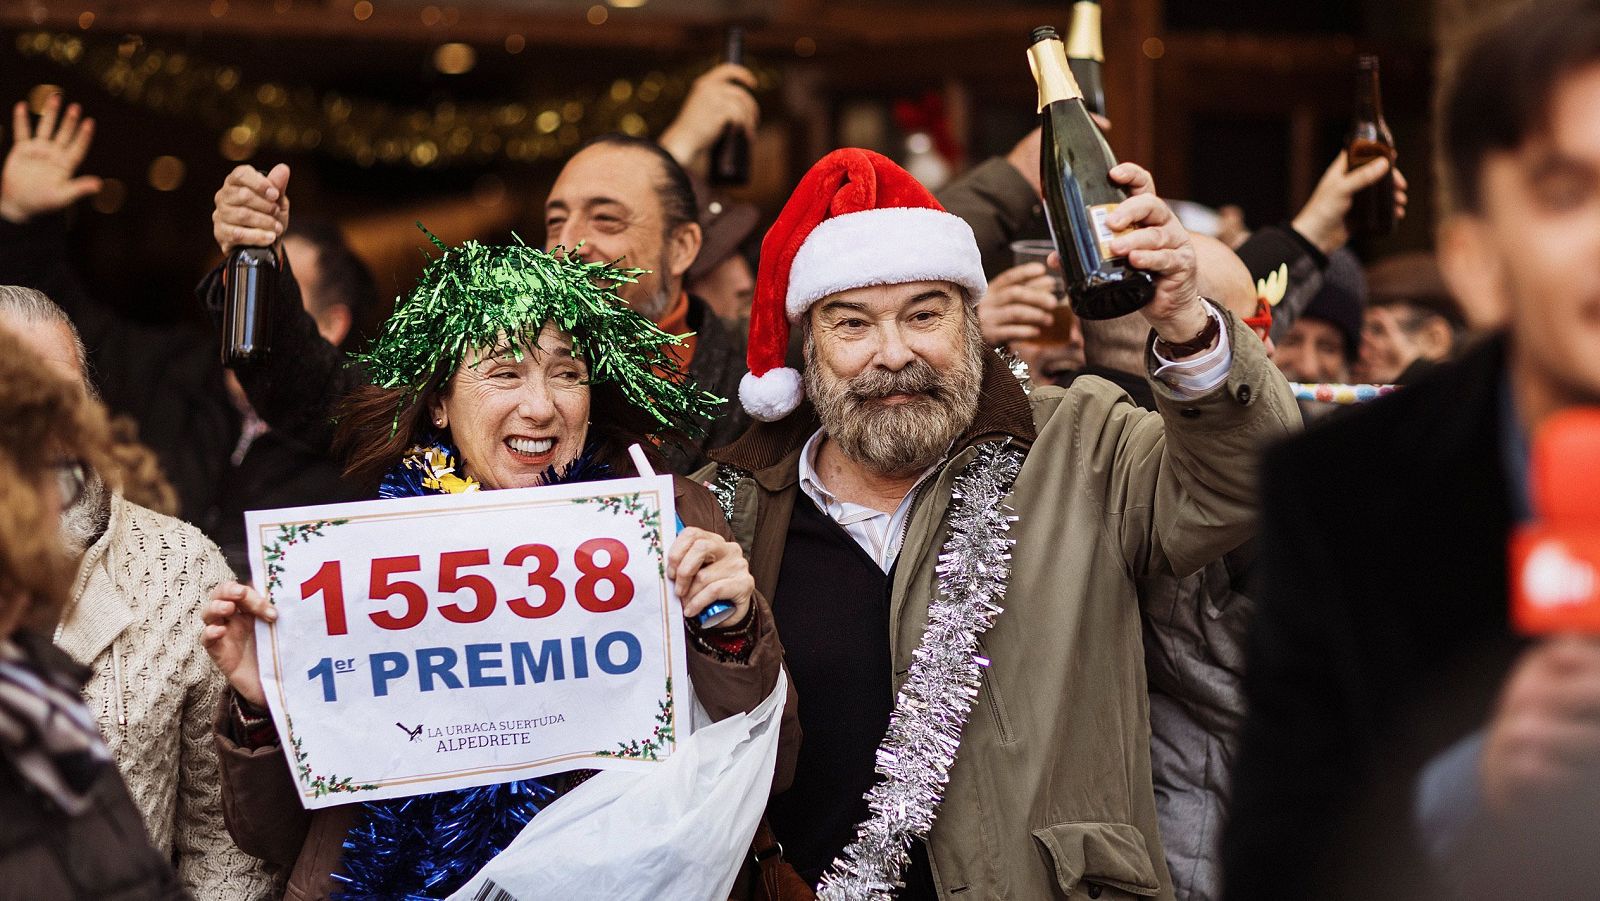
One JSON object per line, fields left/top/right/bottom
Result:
{"left": 1155, "top": 305, "right": 1221, "bottom": 359}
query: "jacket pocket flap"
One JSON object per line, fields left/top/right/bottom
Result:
{"left": 1031, "top": 821, "right": 1162, "bottom": 897}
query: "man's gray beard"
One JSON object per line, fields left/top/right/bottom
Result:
{"left": 631, "top": 248, "right": 676, "bottom": 321}
{"left": 805, "top": 316, "right": 986, "bottom": 478}
{"left": 59, "top": 472, "right": 109, "bottom": 557}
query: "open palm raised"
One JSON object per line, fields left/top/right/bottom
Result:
{"left": 0, "top": 92, "right": 101, "bottom": 224}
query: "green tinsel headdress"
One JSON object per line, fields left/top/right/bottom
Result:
{"left": 354, "top": 230, "right": 724, "bottom": 438}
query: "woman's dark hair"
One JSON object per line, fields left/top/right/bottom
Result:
{"left": 579, "top": 133, "right": 699, "bottom": 233}
{"left": 332, "top": 362, "right": 681, "bottom": 489}
{"left": 332, "top": 374, "right": 448, "bottom": 490}
{"left": 1443, "top": 0, "right": 1600, "bottom": 212}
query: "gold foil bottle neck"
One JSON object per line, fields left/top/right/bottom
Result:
{"left": 1066, "top": 1, "right": 1104, "bottom": 62}
{"left": 1028, "top": 33, "right": 1083, "bottom": 112}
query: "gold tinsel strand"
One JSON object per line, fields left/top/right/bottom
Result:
{"left": 14, "top": 31, "right": 778, "bottom": 170}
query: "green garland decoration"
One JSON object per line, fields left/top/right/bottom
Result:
{"left": 594, "top": 678, "right": 676, "bottom": 761}
{"left": 262, "top": 519, "right": 348, "bottom": 595}
{"left": 354, "top": 229, "right": 724, "bottom": 437}
{"left": 286, "top": 713, "right": 379, "bottom": 798}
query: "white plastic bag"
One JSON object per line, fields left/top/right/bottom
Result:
{"left": 448, "top": 669, "right": 787, "bottom": 901}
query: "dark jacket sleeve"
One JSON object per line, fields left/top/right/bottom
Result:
{"left": 674, "top": 475, "right": 800, "bottom": 795}
{"left": 1233, "top": 224, "right": 1329, "bottom": 345}
{"left": 211, "top": 691, "right": 312, "bottom": 868}
{"left": 198, "top": 255, "right": 364, "bottom": 454}
{"left": 1222, "top": 446, "right": 1375, "bottom": 901}
{"left": 0, "top": 214, "right": 236, "bottom": 521}
{"left": 0, "top": 213, "right": 110, "bottom": 344}
{"left": 936, "top": 157, "right": 1047, "bottom": 280}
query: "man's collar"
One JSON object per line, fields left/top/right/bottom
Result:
{"left": 796, "top": 429, "right": 833, "bottom": 504}
{"left": 656, "top": 289, "right": 692, "bottom": 336}
{"left": 710, "top": 348, "right": 1037, "bottom": 485}
{"left": 796, "top": 428, "right": 945, "bottom": 514}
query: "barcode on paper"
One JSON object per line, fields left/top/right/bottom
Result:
{"left": 472, "top": 880, "right": 520, "bottom": 901}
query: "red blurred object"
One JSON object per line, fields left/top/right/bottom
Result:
{"left": 1511, "top": 408, "right": 1600, "bottom": 635}
{"left": 1529, "top": 408, "right": 1600, "bottom": 523}
{"left": 1242, "top": 296, "right": 1273, "bottom": 343}
{"left": 892, "top": 91, "right": 964, "bottom": 166}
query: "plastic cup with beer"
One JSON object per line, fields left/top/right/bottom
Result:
{"left": 1009, "top": 239, "right": 1078, "bottom": 345}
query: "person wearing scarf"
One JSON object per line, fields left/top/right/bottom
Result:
{"left": 200, "top": 236, "right": 797, "bottom": 900}
{"left": 0, "top": 329, "right": 185, "bottom": 899}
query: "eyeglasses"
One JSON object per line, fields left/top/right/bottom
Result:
{"left": 53, "top": 460, "right": 87, "bottom": 508}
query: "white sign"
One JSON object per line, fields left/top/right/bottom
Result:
{"left": 244, "top": 475, "right": 689, "bottom": 809}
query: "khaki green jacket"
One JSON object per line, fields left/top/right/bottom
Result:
{"left": 704, "top": 311, "right": 1297, "bottom": 900}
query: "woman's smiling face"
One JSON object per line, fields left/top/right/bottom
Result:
{"left": 431, "top": 322, "right": 591, "bottom": 490}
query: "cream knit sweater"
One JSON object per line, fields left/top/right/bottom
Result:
{"left": 56, "top": 494, "right": 277, "bottom": 900}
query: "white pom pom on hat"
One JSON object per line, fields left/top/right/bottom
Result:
{"left": 738, "top": 367, "right": 805, "bottom": 424}
{"left": 741, "top": 148, "right": 986, "bottom": 422}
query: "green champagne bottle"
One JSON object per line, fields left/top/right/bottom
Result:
{"left": 1066, "top": 1, "right": 1106, "bottom": 118}
{"left": 1028, "top": 26, "right": 1153, "bottom": 320}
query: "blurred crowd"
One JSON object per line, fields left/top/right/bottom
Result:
{"left": 4, "top": 0, "right": 1600, "bottom": 899}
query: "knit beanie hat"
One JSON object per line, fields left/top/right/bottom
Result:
{"left": 1302, "top": 247, "right": 1368, "bottom": 362}
{"left": 737, "top": 148, "right": 987, "bottom": 421}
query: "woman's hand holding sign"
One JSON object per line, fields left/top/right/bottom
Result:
{"left": 668, "top": 527, "right": 754, "bottom": 628}
{"left": 203, "top": 580, "right": 275, "bottom": 709}
{"left": 205, "top": 529, "right": 752, "bottom": 716}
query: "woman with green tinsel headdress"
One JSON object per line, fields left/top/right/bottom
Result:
{"left": 198, "top": 236, "right": 795, "bottom": 900}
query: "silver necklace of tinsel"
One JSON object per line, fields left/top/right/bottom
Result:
{"left": 816, "top": 439, "right": 1025, "bottom": 900}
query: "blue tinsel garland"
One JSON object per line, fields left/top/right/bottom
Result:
{"left": 377, "top": 432, "right": 613, "bottom": 500}
{"left": 333, "top": 779, "right": 559, "bottom": 900}
{"left": 336, "top": 435, "right": 613, "bottom": 900}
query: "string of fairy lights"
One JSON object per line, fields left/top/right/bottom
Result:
{"left": 12, "top": 30, "right": 777, "bottom": 174}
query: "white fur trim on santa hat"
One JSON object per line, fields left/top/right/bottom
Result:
{"left": 785, "top": 206, "right": 987, "bottom": 321}
{"left": 739, "top": 367, "right": 805, "bottom": 422}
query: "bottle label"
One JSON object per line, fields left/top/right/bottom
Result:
{"left": 1347, "top": 138, "right": 1396, "bottom": 168}
{"left": 1089, "top": 203, "right": 1131, "bottom": 260}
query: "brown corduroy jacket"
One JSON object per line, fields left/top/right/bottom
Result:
{"left": 213, "top": 474, "right": 798, "bottom": 901}
{"left": 702, "top": 310, "right": 1298, "bottom": 900}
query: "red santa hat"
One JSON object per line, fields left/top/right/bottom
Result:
{"left": 738, "top": 148, "right": 987, "bottom": 422}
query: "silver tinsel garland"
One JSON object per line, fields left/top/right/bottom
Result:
{"left": 817, "top": 441, "right": 1025, "bottom": 900}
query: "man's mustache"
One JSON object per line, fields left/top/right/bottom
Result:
{"left": 847, "top": 361, "right": 942, "bottom": 401}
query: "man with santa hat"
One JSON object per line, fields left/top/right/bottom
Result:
{"left": 702, "top": 148, "right": 1297, "bottom": 900}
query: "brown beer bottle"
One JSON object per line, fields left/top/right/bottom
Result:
{"left": 222, "top": 245, "right": 276, "bottom": 365}
{"left": 1028, "top": 26, "right": 1153, "bottom": 320}
{"left": 709, "top": 25, "right": 751, "bottom": 187}
{"left": 1346, "top": 54, "right": 1397, "bottom": 237}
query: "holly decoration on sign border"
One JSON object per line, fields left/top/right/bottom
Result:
{"left": 286, "top": 713, "right": 378, "bottom": 798}
{"left": 594, "top": 677, "right": 676, "bottom": 761}
{"left": 262, "top": 519, "right": 348, "bottom": 595}
{"left": 573, "top": 491, "right": 665, "bottom": 577}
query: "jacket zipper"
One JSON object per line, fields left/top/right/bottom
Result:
{"left": 892, "top": 483, "right": 925, "bottom": 562}
{"left": 112, "top": 646, "right": 127, "bottom": 726}
{"left": 887, "top": 474, "right": 936, "bottom": 680}
{"left": 979, "top": 656, "right": 1014, "bottom": 744}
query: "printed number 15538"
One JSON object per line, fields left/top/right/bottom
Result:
{"left": 298, "top": 539, "right": 635, "bottom": 636}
